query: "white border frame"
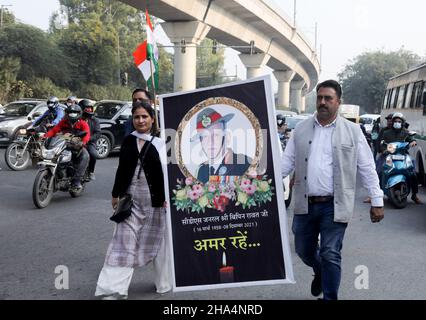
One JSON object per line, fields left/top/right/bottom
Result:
{"left": 159, "top": 75, "right": 295, "bottom": 293}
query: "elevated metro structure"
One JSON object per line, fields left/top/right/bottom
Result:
{"left": 121, "top": 0, "right": 321, "bottom": 112}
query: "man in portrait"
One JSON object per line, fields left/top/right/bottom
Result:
{"left": 191, "top": 108, "right": 252, "bottom": 183}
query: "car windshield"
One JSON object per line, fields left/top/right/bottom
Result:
{"left": 361, "top": 118, "right": 373, "bottom": 125}
{"left": 3, "top": 102, "right": 38, "bottom": 117}
{"left": 95, "top": 102, "right": 126, "bottom": 119}
{"left": 287, "top": 117, "right": 305, "bottom": 130}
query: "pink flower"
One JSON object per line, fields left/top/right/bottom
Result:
{"left": 241, "top": 178, "right": 251, "bottom": 186}
{"left": 188, "top": 190, "right": 201, "bottom": 201}
{"left": 192, "top": 184, "right": 204, "bottom": 195}
{"left": 245, "top": 184, "right": 257, "bottom": 195}
{"left": 208, "top": 184, "right": 217, "bottom": 193}
{"left": 240, "top": 178, "right": 252, "bottom": 192}
{"left": 185, "top": 177, "right": 194, "bottom": 186}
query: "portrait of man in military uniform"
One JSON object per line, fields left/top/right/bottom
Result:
{"left": 190, "top": 107, "right": 252, "bottom": 184}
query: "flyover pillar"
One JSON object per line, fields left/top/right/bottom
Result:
{"left": 291, "top": 80, "right": 306, "bottom": 113}
{"left": 239, "top": 53, "right": 270, "bottom": 79}
{"left": 273, "top": 70, "right": 295, "bottom": 110}
{"left": 161, "top": 21, "right": 211, "bottom": 92}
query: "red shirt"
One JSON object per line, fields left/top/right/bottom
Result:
{"left": 45, "top": 118, "right": 91, "bottom": 145}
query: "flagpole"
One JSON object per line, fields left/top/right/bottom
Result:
{"left": 148, "top": 57, "right": 159, "bottom": 136}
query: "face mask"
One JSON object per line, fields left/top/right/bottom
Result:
{"left": 393, "top": 122, "right": 402, "bottom": 130}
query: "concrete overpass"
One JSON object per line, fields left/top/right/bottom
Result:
{"left": 121, "top": 0, "right": 321, "bottom": 112}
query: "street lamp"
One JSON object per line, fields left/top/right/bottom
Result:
{"left": 0, "top": 4, "right": 12, "bottom": 28}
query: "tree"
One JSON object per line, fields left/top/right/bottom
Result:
{"left": 0, "top": 23, "right": 71, "bottom": 88}
{"left": 338, "top": 49, "right": 424, "bottom": 114}
{"left": 54, "top": 0, "right": 148, "bottom": 90}
{"left": 0, "top": 57, "right": 21, "bottom": 103}
{"left": 0, "top": 8, "right": 15, "bottom": 26}
{"left": 196, "top": 39, "right": 227, "bottom": 88}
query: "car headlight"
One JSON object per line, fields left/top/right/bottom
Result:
{"left": 387, "top": 144, "right": 396, "bottom": 154}
{"left": 18, "top": 128, "right": 27, "bottom": 135}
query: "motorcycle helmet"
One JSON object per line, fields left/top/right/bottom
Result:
{"left": 66, "top": 104, "right": 82, "bottom": 123}
{"left": 46, "top": 96, "right": 59, "bottom": 111}
{"left": 277, "top": 114, "right": 286, "bottom": 128}
{"left": 392, "top": 112, "right": 405, "bottom": 123}
{"left": 79, "top": 99, "right": 95, "bottom": 117}
{"left": 66, "top": 95, "right": 78, "bottom": 107}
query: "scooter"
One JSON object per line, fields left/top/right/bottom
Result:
{"left": 381, "top": 137, "right": 416, "bottom": 209}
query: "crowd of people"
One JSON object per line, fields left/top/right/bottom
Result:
{"left": 4, "top": 80, "right": 421, "bottom": 300}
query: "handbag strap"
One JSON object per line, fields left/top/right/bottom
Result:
{"left": 137, "top": 136, "right": 154, "bottom": 179}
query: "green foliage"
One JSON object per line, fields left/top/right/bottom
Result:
{"left": 338, "top": 49, "right": 425, "bottom": 114}
{"left": 0, "top": 0, "right": 228, "bottom": 102}
{"left": 197, "top": 39, "right": 227, "bottom": 88}
{"left": 29, "top": 77, "right": 71, "bottom": 99}
{"left": 0, "top": 24, "right": 71, "bottom": 87}
{"left": 55, "top": 0, "right": 147, "bottom": 91}
{"left": 76, "top": 84, "right": 132, "bottom": 101}
{"left": 1, "top": 8, "right": 15, "bottom": 26}
{"left": 8, "top": 81, "right": 34, "bottom": 101}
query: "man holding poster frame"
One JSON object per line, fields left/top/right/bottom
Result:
{"left": 159, "top": 75, "right": 294, "bottom": 292}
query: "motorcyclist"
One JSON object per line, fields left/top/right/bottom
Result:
{"left": 371, "top": 117, "right": 381, "bottom": 159}
{"left": 44, "top": 105, "right": 90, "bottom": 191}
{"left": 380, "top": 113, "right": 422, "bottom": 204}
{"left": 277, "top": 114, "right": 289, "bottom": 151}
{"left": 32, "top": 96, "right": 65, "bottom": 132}
{"left": 65, "top": 96, "right": 78, "bottom": 109}
{"left": 80, "top": 99, "right": 101, "bottom": 181}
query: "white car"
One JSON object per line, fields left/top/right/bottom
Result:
{"left": 360, "top": 114, "right": 380, "bottom": 134}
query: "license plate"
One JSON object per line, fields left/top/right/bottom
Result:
{"left": 392, "top": 155, "right": 405, "bottom": 161}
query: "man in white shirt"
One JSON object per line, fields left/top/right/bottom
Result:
{"left": 281, "top": 80, "right": 384, "bottom": 300}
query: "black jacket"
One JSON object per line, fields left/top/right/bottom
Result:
{"left": 85, "top": 117, "right": 101, "bottom": 144}
{"left": 112, "top": 134, "right": 165, "bottom": 207}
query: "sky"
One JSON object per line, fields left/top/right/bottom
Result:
{"left": 5, "top": 0, "right": 426, "bottom": 90}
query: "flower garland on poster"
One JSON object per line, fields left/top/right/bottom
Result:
{"left": 172, "top": 170, "right": 274, "bottom": 213}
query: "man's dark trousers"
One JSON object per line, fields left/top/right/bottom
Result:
{"left": 292, "top": 199, "right": 348, "bottom": 300}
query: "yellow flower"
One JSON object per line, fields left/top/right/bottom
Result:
{"left": 198, "top": 195, "right": 209, "bottom": 208}
{"left": 237, "top": 192, "right": 248, "bottom": 205}
{"left": 176, "top": 189, "right": 188, "bottom": 201}
{"left": 258, "top": 181, "right": 270, "bottom": 192}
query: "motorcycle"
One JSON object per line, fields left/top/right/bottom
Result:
{"left": 32, "top": 132, "right": 90, "bottom": 209}
{"left": 380, "top": 136, "right": 416, "bottom": 209}
{"left": 5, "top": 126, "right": 45, "bottom": 171}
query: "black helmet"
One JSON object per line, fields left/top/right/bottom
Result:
{"left": 47, "top": 96, "right": 59, "bottom": 110}
{"left": 66, "top": 104, "right": 82, "bottom": 123}
{"left": 79, "top": 99, "right": 95, "bottom": 117}
{"left": 277, "top": 114, "right": 286, "bottom": 127}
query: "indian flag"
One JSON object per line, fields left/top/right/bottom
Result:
{"left": 132, "top": 9, "right": 159, "bottom": 90}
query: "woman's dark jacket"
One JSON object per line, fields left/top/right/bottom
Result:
{"left": 112, "top": 134, "right": 165, "bottom": 207}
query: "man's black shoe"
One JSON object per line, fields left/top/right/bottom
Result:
{"left": 311, "top": 273, "right": 322, "bottom": 297}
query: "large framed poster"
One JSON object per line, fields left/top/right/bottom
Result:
{"left": 159, "top": 75, "right": 294, "bottom": 292}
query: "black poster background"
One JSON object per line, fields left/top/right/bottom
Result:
{"left": 161, "top": 79, "right": 287, "bottom": 288}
